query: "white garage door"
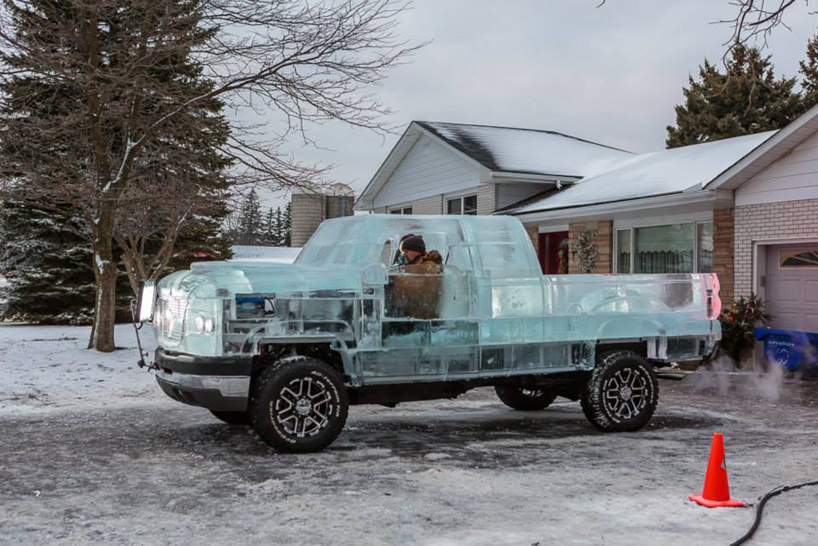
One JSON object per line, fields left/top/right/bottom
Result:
{"left": 765, "top": 245, "right": 818, "bottom": 332}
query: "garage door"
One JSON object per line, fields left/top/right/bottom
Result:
{"left": 765, "top": 244, "right": 818, "bottom": 332}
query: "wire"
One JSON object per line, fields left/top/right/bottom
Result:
{"left": 729, "top": 480, "right": 818, "bottom": 546}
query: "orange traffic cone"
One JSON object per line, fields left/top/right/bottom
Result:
{"left": 689, "top": 432, "right": 745, "bottom": 508}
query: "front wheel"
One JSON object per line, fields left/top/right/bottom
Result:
{"left": 580, "top": 351, "right": 658, "bottom": 432}
{"left": 495, "top": 386, "right": 557, "bottom": 411}
{"left": 251, "top": 356, "right": 349, "bottom": 453}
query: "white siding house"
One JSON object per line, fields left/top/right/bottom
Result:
{"left": 357, "top": 108, "right": 818, "bottom": 333}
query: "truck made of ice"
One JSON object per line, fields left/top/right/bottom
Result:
{"left": 139, "top": 214, "right": 721, "bottom": 453}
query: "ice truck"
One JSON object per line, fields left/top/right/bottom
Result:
{"left": 137, "top": 215, "right": 721, "bottom": 453}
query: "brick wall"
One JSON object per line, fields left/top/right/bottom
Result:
{"left": 411, "top": 195, "right": 444, "bottom": 214}
{"left": 375, "top": 185, "right": 501, "bottom": 216}
{"left": 524, "top": 225, "right": 539, "bottom": 261}
{"left": 476, "top": 184, "right": 498, "bottom": 215}
{"left": 734, "top": 198, "right": 818, "bottom": 297}
{"left": 568, "top": 221, "right": 613, "bottom": 274}
{"left": 712, "top": 208, "right": 735, "bottom": 306}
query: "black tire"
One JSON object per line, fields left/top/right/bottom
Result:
{"left": 251, "top": 356, "right": 348, "bottom": 453}
{"left": 580, "top": 351, "right": 658, "bottom": 432}
{"left": 494, "top": 386, "right": 557, "bottom": 411}
{"left": 209, "top": 410, "right": 250, "bottom": 425}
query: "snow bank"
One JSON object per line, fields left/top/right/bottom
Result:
{"left": 0, "top": 323, "right": 166, "bottom": 414}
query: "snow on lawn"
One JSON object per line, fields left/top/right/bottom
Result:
{"left": 0, "top": 323, "right": 166, "bottom": 414}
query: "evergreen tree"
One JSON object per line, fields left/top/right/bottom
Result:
{"left": 262, "top": 207, "right": 277, "bottom": 246}
{"left": 0, "top": 202, "right": 138, "bottom": 323}
{"left": 0, "top": 0, "right": 235, "bottom": 322}
{"left": 236, "top": 189, "right": 263, "bottom": 245}
{"left": 284, "top": 202, "right": 292, "bottom": 247}
{"left": 800, "top": 35, "right": 818, "bottom": 111}
{"left": 667, "top": 46, "right": 804, "bottom": 148}
{"left": 0, "top": 201, "right": 92, "bottom": 323}
{"left": 275, "top": 207, "right": 284, "bottom": 246}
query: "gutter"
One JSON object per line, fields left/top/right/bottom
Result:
{"left": 511, "top": 189, "right": 730, "bottom": 223}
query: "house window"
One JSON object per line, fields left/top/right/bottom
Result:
{"left": 615, "top": 221, "right": 713, "bottom": 274}
{"left": 616, "top": 229, "right": 631, "bottom": 273}
{"left": 780, "top": 248, "right": 818, "bottom": 268}
{"left": 447, "top": 195, "right": 477, "bottom": 215}
{"left": 390, "top": 206, "right": 413, "bottom": 215}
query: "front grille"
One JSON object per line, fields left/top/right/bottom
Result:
{"left": 160, "top": 297, "right": 187, "bottom": 343}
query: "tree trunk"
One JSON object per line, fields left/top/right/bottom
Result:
{"left": 88, "top": 205, "right": 117, "bottom": 352}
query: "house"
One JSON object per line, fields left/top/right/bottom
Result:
{"left": 355, "top": 108, "right": 818, "bottom": 332}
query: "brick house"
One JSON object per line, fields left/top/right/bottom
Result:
{"left": 355, "top": 108, "right": 818, "bottom": 332}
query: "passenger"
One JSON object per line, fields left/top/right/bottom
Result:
{"left": 397, "top": 235, "right": 443, "bottom": 268}
{"left": 391, "top": 235, "right": 443, "bottom": 320}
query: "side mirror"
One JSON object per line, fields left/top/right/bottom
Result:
{"left": 137, "top": 281, "right": 156, "bottom": 322}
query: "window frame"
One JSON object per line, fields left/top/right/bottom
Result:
{"left": 614, "top": 220, "right": 714, "bottom": 274}
{"left": 389, "top": 206, "right": 413, "bottom": 215}
{"left": 446, "top": 194, "right": 478, "bottom": 216}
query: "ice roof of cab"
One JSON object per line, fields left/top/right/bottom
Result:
{"left": 309, "top": 213, "right": 525, "bottom": 243}
{"left": 508, "top": 131, "right": 777, "bottom": 215}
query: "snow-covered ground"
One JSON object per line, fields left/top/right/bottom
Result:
{"left": 0, "top": 324, "right": 163, "bottom": 414}
{"left": 1, "top": 324, "right": 817, "bottom": 546}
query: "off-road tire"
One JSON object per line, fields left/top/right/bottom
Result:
{"left": 580, "top": 351, "right": 658, "bottom": 432}
{"left": 494, "top": 386, "right": 557, "bottom": 411}
{"left": 209, "top": 410, "right": 250, "bottom": 425}
{"left": 251, "top": 356, "right": 348, "bottom": 453}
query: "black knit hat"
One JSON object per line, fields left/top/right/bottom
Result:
{"left": 400, "top": 235, "right": 426, "bottom": 255}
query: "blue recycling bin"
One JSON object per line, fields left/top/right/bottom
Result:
{"left": 754, "top": 327, "right": 818, "bottom": 372}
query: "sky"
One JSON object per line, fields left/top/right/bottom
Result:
{"left": 256, "top": 0, "right": 818, "bottom": 209}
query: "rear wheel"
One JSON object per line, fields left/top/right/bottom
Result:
{"left": 581, "top": 351, "right": 658, "bottom": 432}
{"left": 251, "top": 356, "right": 349, "bottom": 453}
{"left": 209, "top": 410, "right": 250, "bottom": 425}
{"left": 495, "top": 386, "right": 557, "bottom": 411}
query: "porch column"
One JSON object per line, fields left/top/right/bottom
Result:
{"left": 568, "top": 221, "right": 613, "bottom": 274}
{"left": 713, "top": 207, "right": 735, "bottom": 307}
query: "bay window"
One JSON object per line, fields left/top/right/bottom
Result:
{"left": 615, "top": 221, "right": 713, "bottom": 274}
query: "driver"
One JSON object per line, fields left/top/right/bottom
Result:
{"left": 391, "top": 235, "right": 443, "bottom": 320}
{"left": 396, "top": 235, "right": 442, "bottom": 267}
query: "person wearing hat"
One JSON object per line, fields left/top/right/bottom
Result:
{"left": 390, "top": 234, "right": 443, "bottom": 320}
{"left": 398, "top": 234, "right": 442, "bottom": 267}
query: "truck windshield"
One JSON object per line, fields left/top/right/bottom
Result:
{"left": 295, "top": 219, "right": 372, "bottom": 267}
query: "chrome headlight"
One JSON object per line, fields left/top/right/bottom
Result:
{"left": 193, "top": 314, "right": 215, "bottom": 334}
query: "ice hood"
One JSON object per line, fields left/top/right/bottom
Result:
{"left": 158, "top": 261, "right": 363, "bottom": 300}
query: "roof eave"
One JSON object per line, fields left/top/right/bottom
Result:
{"left": 706, "top": 103, "right": 818, "bottom": 191}
{"left": 509, "top": 189, "right": 729, "bottom": 223}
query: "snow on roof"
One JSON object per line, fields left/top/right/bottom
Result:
{"left": 511, "top": 131, "right": 776, "bottom": 214}
{"left": 416, "top": 121, "right": 633, "bottom": 178}
{"left": 230, "top": 246, "right": 301, "bottom": 263}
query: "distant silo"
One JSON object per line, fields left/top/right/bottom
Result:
{"left": 290, "top": 183, "right": 355, "bottom": 247}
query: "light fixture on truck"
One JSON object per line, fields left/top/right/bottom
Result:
{"left": 137, "top": 281, "right": 156, "bottom": 322}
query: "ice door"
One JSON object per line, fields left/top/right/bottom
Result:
{"left": 470, "top": 232, "right": 549, "bottom": 376}
{"left": 357, "top": 221, "right": 479, "bottom": 384}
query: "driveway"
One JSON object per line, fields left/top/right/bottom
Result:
{"left": 1, "top": 325, "right": 817, "bottom": 546}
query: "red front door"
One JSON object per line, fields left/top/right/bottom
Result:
{"left": 538, "top": 231, "right": 569, "bottom": 274}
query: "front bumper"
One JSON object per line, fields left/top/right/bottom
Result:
{"left": 154, "top": 348, "right": 252, "bottom": 412}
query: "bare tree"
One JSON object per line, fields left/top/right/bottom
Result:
{"left": 0, "top": 0, "right": 421, "bottom": 352}
{"left": 720, "top": 1, "right": 808, "bottom": 54}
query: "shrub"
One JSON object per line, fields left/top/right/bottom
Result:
{"left": 718, "top": 293, "right": 771, "bottom": 365}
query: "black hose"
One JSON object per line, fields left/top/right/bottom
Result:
{"left": 729, "top": 480, "right": 818, "bottom": 546}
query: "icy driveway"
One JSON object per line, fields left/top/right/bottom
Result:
{"left": 1, "top": 325, "right": 817, "bottom": 546}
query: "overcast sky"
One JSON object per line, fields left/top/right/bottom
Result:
{"left": 259, "top": 0, "right": 818, "bottom": 209}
